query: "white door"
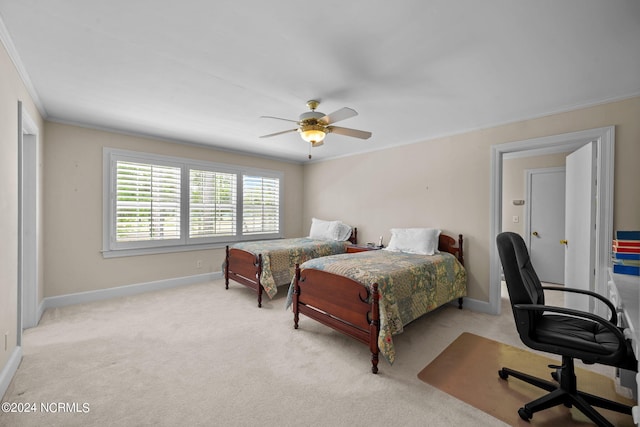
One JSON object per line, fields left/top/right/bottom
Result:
{"left": 564, "top": 142, "right": 596, "bottom": 312}
{"left": 527, "top": 168, "right": 566, "bottom": 284}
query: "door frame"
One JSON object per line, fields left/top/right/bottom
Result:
{"left": 524, "top": 166, "right": 566, "bottom": 284}
{"left": 489, "top": 126, "right": 614, "bottom": 315}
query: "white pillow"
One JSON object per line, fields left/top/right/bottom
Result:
{"left": 385, "top": 228, "right": 441, "bottom": 255}
{"left": 335, "top": 222, "right": 352, "bottom": 241}
{"left": 309, "top": 218, "right": 340, "bottom": 240}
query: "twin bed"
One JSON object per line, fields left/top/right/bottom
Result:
{"left": 224, "top": 224, "right": 467, "bottom": 373}
{"left": 290, "top": 232, "right": 466, "bottom": 373}
{"left": 224, "top": 220, "right": 357, "bottom": 307}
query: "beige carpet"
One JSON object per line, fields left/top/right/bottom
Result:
{"left": 0, "top": 279, "right": 632, "bottom": 426}
{"left": 418, "top": 332, "right": 636, "bottom": 426}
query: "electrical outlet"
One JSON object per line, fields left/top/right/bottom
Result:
{"left": 196, "top": 260, "right": 203, "bottom": 269}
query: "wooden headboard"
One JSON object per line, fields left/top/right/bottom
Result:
{"left": 348, "top": 227, "right": 358, "bottom": 245}
{"left": 438, "top": 234, "right": 464, "bottom": 266}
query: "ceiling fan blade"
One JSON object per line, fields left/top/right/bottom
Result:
{"left": 328, "top": 126, "right": 372, "bottom": 140}
{"left": 260, "top": 115, "right": 299, "bottom": 123}
{"left": 319, "top": 107, "right": 357, "bottom": 124}
{"left": 311, "top": 140, "right": 324, "bottom": 148}
{"left": 259, "top": 129, "right": 298, "bottom": 138}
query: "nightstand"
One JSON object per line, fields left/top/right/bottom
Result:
{"left": 346, "top": 245, "right": 383, "bottom": 253}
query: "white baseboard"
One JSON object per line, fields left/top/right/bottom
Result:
{"left": 0, "top": 346, "right": 22, "bottom": 400}
{"left": 459, "top": 297, "right": 495, "bottom": 314}
{"left": 43, "top": 272, "right": 222, "bottom": 310}
{"left": 36, "top": 299, "right": 46, "bottom": 326}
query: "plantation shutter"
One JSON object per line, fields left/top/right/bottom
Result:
{"left": 242, "top": 175, "right": 280, "bottom": 235}
{"left": 115, "top": 161, "right": 181, "bottom": 242}
{"left": 189, "top": 169, "right": 237, "bottom": 238}
{"left": 105, "top": 149, "right": 284, "bottom": 255}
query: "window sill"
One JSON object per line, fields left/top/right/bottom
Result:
{"left": 102, "top": 236, "right": 284, "bottom": 258}
{"left": 102, "top": 243, "right": 228, "bottom": 258}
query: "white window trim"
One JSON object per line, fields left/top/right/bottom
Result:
{"left": 102, "top": 148, "right": 283, "bottom": 258}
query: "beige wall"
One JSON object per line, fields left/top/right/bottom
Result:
{"left": 502, "top": 153, "right": 567, "bottom": 235}
{"left": 303, "top": 96, "right": 640, "bottom": 303}
{"left": 0, "top": 42, "right": 44, "bottom": 369}
{"left": 43, "top": 122, "right": 304, "bottom": 297}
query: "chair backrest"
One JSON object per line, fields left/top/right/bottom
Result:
{"left": 496, "top": 232, "right": 546, "bottom": 333}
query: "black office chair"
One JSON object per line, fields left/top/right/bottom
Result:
{"left": 496, "top": 231, "right": 637, "bottom": 427}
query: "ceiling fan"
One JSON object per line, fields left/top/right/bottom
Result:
{"left": 259, "top": 100, "right": 372, "bottom": 150}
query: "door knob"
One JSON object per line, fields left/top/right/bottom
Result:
{"left": 532, "top": 231, "right": 539, "bottom": 237}
{"left": 560, "top": 239, "right": 568, "bottom": 245}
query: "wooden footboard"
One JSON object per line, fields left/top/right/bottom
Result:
{"left": 225, "top": 246, "right": 264, "bottom": 307}
{"left": 293, "top": 265, "right": 380, "bottom": 373}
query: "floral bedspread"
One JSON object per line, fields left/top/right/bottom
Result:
{"left": 286, "top": 250, "right": 467, "bottom": 364}
{"left": 228, "top": 238, "right": 350, "bottom": 298}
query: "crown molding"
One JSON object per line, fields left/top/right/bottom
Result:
{"left": 0, "top": 15, "right": 46, "bottom": 117}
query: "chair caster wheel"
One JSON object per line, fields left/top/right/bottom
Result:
{"left": 518, "top": 407, "right": 532, "bottom": 421}
{"left": 498, "top": 369, "right": 508, "bottom": 380}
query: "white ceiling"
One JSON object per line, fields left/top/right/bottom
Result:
{"left": 1, "top": 1, "right": 639, "bottom": 163}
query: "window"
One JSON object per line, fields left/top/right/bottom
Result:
{"left": 116, "top": 161, "right": 182, "bottom": 243}
{"left": 103, "top": 148, "right": 283, "bottom": 257}
{"left": 243, "top": 175, "right": 280, "bottom": 235}
{"left": 189, "top": 169, "right": 237, "bottom": 239}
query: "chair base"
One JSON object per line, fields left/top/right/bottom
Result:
{"left": 498, "top": 356, "right": 633, "bottom": 427}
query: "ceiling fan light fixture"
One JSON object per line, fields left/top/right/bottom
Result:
{"left": 259, "top": 100, "right": 370, "bottom": 157}
{"left": 299, "top": 124, "right": 326, "bottom": 144}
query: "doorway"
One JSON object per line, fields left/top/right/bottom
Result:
{"left": 18, "top": 102, "right": 40, "bottom": 333}
{"left": 490, "top": 126, "right": 614, "bottom": 316}
{"left": 526, "top": 167, "right": 566, "bottom": 285}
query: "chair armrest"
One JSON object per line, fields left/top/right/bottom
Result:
{"left": 513, "top": 303, "right": 627, "bottom": 347}
{"left": 541, "top": 286, "right": 617, "bottom": 325}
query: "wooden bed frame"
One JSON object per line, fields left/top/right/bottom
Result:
{"left": 225, "top": 228, "right": 358, "bottom": 307}
{"left": 292, "top": 233, "right": 464, "bottom": 374}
